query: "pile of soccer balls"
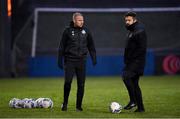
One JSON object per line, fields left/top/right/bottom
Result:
{"left": 9, "top": 98, "right": 53, "bottom": 109}
{"left": 109, "top": 102, "right": 123, "bottom": 113}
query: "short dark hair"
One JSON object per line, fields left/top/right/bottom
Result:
{"left": 124, "top": 11, "right": 137, "bottom": 18}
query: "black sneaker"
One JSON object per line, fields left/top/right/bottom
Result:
{"left": 76, "top": 107, "right": 83, "bottom": 111}
{"left": 61, "top": 104, "right": 67, "bottom": 111}
{"left": 124, "top": 103, "right": 136, "bottom": 110}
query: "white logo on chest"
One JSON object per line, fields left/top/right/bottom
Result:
{"left": 72, "top": 31, "right": 74, "bottom": 36}
{"left": 81, "top": 30, "right": 86, "bottom": 34}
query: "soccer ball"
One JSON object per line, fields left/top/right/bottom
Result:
{"left": 42, "top": 98, "right": 53, "bottom": 108}
{"left": 23, "top": 98, "right": 33, "bottom": 108}
{"left": 35, "top": 98, "right": 44, "bottom": 108}
{"left": 109, "top": 102, "right": 122, "bottom": 113}
{"left": 31, "top": 99, "right": 38, "bottom": 108}
{"left": 22, "top": 98, "right": 37, "bottom": 108}
{"left": 9, "top": 98, "right": 17, "bottom": 107}
{"left": 36, "top": 98, "right": 53, "bottom": 108}
{"left": 9, "top": 98, "right": 22, "bottom": 108}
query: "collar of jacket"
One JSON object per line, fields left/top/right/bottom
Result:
{"left": 126, "top": 21, "right": 138, "bottom": 31}
{"left": 69, "top": 21, "right": 84, "bottom": 30}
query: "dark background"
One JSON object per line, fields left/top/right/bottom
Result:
{"left": 1, "top": 0, "right": 180, "bottom": 77}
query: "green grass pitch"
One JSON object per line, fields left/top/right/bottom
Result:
{"left": 0, "top": 76, "right": 180, "bottom": 118}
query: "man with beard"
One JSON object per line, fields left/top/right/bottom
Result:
{"left": 58, "top": 12, "right": 97, "bottom": 111}
{"left": 122, "top": 11, "right": 147, "bottom": 112}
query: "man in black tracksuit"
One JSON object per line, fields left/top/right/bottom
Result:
{"left": 58, "top": 13, "right": 97, "bottom": 111}
{"left": 122, "top": 12, "right": 147, "bottom": 112}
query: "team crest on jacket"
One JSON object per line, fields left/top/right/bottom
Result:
{"left": 72, "top": 31, "right": 74, "bottom": 36}
{"left": 81, "top": 30, "right": 86, "bottom": 34}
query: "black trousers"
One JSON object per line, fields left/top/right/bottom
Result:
{"left": 63, "top": 59, "right": 86, "bottom": 108}
{"left": 122, "top": 72, "right": 144, "bottom": 110}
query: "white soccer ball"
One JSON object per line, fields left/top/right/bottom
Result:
{"left": 31, "top": 99, "right": 38, "bottom": 108}
{"left": 9, "top": 98, "right": 17, "bottom": 107}
{"left": 23, "top": 98, "right": 33, "bottom": 108}
{"left": 35, "top": 98, "right": 44, "bottom": 108}
{"left": 109, "top": 102, "right": 122, "bottom": 113}
{"left": 36, "top": 98, "right": 53, "bottom": 108}
{"left": 41, "top": 98, "right": 53, "bottom": 108}
{"left": 9, "top": 98, "right": 22, "bottom": 108}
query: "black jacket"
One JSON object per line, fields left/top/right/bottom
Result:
{"left": 124, "top": 22, "right": 147, "bottom": 75}
{"left": 58, "top": 21, "right": 96, "bottom": 68}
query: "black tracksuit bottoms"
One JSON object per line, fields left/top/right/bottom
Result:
{"left": 123, "top": 74, "right": 144, "bottom": 110}
{"left": 63, "top": 59, "right": 86, "bottom": 108}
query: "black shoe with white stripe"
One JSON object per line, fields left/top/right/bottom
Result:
{"left": 124, "top": 102, "right": 136, "bottom": 110}
{"left": 61, "top": 103, "right": 67, "bottom": 111}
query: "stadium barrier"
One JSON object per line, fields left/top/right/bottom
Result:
{"left": 28, "top": 50, "right": 154, "bottom": 77}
